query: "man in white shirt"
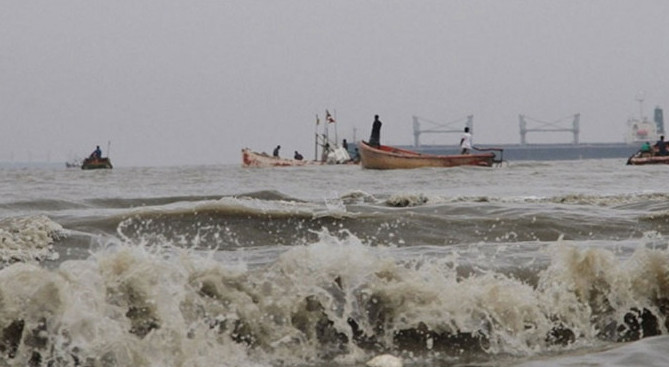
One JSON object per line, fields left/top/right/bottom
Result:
{"left": 460, "top": 127, "right": 472, "bottom": 154}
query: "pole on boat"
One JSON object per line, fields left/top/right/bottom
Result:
{"left": 325, "top": 112, "right": 329, "bottom": 148}
{"left": 324, "top": 110, "right": 330, "bottom": 162}
{"left": 334, "top": 109, "right": 338, "bottom": 148}
{"left": 314, "top": 114, "right": 319, "bottom": 161}
{"left": 107, "top": 140, "right": 111, "bottom": 158}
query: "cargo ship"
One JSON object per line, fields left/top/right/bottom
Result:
{"left": 395, "top": 104, "right": 665, "bottom": 161}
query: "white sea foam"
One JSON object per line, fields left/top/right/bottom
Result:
{"left": 0, "top": 215, "right": 62, "bottom": 263}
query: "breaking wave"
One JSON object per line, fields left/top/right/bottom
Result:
{"left": 0, "top": 230, "right": 668, "bottom": 366}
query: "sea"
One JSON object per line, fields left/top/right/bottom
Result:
{"left": 1, "top": 158, "right": 669, "bottom": 367}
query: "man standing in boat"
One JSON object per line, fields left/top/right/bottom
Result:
{"left": 460, "top": 127, "right": 472, "bottom": 154}
{"left": 273, "top": 145, "right": 281, "bottom": 157}
{"left": 369, "top": 115, "right": 382, "bottom": 147}
{"left": 655, "top": 135, "right": 668, "bottom": 156}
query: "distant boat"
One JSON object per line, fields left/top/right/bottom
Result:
{"left": 242, "top": 146, "right": 355, "bottom": 168}
{"left": 627, "top": 155, "right": 669, "bottom": 165}
{"left": 81, "top": 157, "right": 113, "bottom": 170}
{"left": 65, "top": 160, "right": 81, "bottom": 168}
{"left": 242, "top": 148, "right": 319, "bottom": 168}
{"left": 626, "top": 149, "right": 669, "bottom": 165}
{"left": 358, "top": 141, "right": 502, "bottom": 170}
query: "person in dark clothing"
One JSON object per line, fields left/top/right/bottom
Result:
{"left": 369, "top": 115, "right": 382, "bottom": 147}
{"left": 90, "top": 145, "right": 102, "bottom": 159}
{"left": 342, "top": 139, "right": 348, "bottom": 150}
{"left": 273, "top": 145, "right": 281, "bottom": 157}
{"left": 655, "top": 135, "right": 667, "bottom": 156}
{"left": 294, "top": 151, "right": 303, "bottom": 160}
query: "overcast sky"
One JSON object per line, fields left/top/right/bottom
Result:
{"left": 2, "top": 0, "right": 669, "bottom": 166}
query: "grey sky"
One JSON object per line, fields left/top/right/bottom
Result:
{"left": 2, "top": 0, "right": 668, "bottom": 166}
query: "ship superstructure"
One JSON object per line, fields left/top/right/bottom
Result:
{"left": 625, "top": 96, "right": 664, "bottom": 144}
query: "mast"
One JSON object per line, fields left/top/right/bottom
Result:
{"left": 314, "top": 114, "right": 319, "bottom": 161}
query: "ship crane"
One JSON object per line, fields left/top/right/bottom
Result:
{"left": 412, "top": 115, "right": 473, "bottom": 147}
{"left": 519, "top": 113, "right": 580, "bottom": 145}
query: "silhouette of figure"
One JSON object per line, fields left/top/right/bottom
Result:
{"left": 294, "top": 151, "right": 303, "bottom": 160}
{"left": 273, "top": 145, "right": 281, "bottom": 157}
{"left": 369, "top": 115, "right": 382, "bottom": 147}
{"left": 90, "top": 145, "right": 102, "bottom": 159}
{"left": 655, "top": 135, "right": 667, "bottom": 156}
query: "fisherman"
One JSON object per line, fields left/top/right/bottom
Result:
{"left": 640, "top": 141, "right": 652, "bottom": 157}
{"left": 294, "top": 151, "right": 303, "bottom": 160}
{"left": 273, "top": 145, "right": 281, "bottom": 157}
{"left": 90, "top": 145, "right": 102, "bottom": 159}
{"left": 460, "top": 127, "right": 473, "bottom": 154}
{"left": 369, "top": 115, "right": 382, "bottom": 147}
{"left": 655, "top": 135, "right": 667, "bottom": 156}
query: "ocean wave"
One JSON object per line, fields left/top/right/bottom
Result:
{"left": 544, "top": 192, "right": 669, "bottom": 207}
{"left": 0, "top": 199, "right": 89, "bottom": 212}
{"left": 60, "top": 192, "right": 668, "bottom": 251}
{"left": 340, "top": 190, "right": 377, "bottom": 205}
{"left": 398, "top": 192, "right": 669, "bottom": 209}
{"left": 1, "top": 232, "right": 668, "bottom": 365}
{"left": 111, "top": 197, "right": 355, "bottom": 249}
{"left": 385, "top": 193, "right": 429, "bottom": 207}
{"left": 85, "top": 195, "right": 223, "bottom": 209}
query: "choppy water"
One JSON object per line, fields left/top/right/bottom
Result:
{"left": 1, "top": 159, "right": 669, "bottom": 367}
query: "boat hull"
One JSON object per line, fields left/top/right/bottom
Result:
{"left": 627, "top": 155, "right": 669, "bottom": 165}
{"left": 242, "top": 148, "right": 320, "bottom": 168}
{"left": 81, "top": 157, "right": 112, "bottom": 170}
{"left": 359, "top": 141, "right": 497, "bottom": 170}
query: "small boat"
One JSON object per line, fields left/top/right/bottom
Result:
{"left": 358, "top": 141, "right": 502, "bottom": 170}
{"left": 81, "top": 157, "right": 113, "bottom": 170}
{"left": 242, "top": 146, "right": 356, "bottom": 168}
{"left": 242, "top": 148, "right": 320, "bottom": 168}
{"left": 626, "top": 150, "right": 669, "bottom": 165}
{"left": 65, "top": 160, "right": 81, "bottom": 168}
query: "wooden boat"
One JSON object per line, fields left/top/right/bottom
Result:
{"left": 358, "top": 141, "right": 502, "bottom": 170}
{"left": 81, "top": 157, "right": 113, "bottom": 170}
{"left": 626, "top": 150, "right": 669, "bottom": 165}
{"left": 242, "top": 148, "right": 320, "bottom": 168}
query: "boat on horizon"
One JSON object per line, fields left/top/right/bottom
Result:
{"left": 358, "top": 141, "right": 503, "bottom": 170}
{"left": 242, "top": 147, "right": 355, "bottom": 168}
{"left": 241, "top": 148, "right": 320, "bottom": 168}
{"left": 626, "top": 145, "right": 669, "bottom": 165}
{"left": 627, "top": 154, "right": 669, "bottom": 165}
{"left": 81, "top": 157, "right": 113, "bottom": 170}
{"left": 65, "top": 159, "right": 81, "bottom": 168}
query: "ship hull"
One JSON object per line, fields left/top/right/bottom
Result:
{"left": 397, "top": 143, "right": 640, "bottom": 161}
